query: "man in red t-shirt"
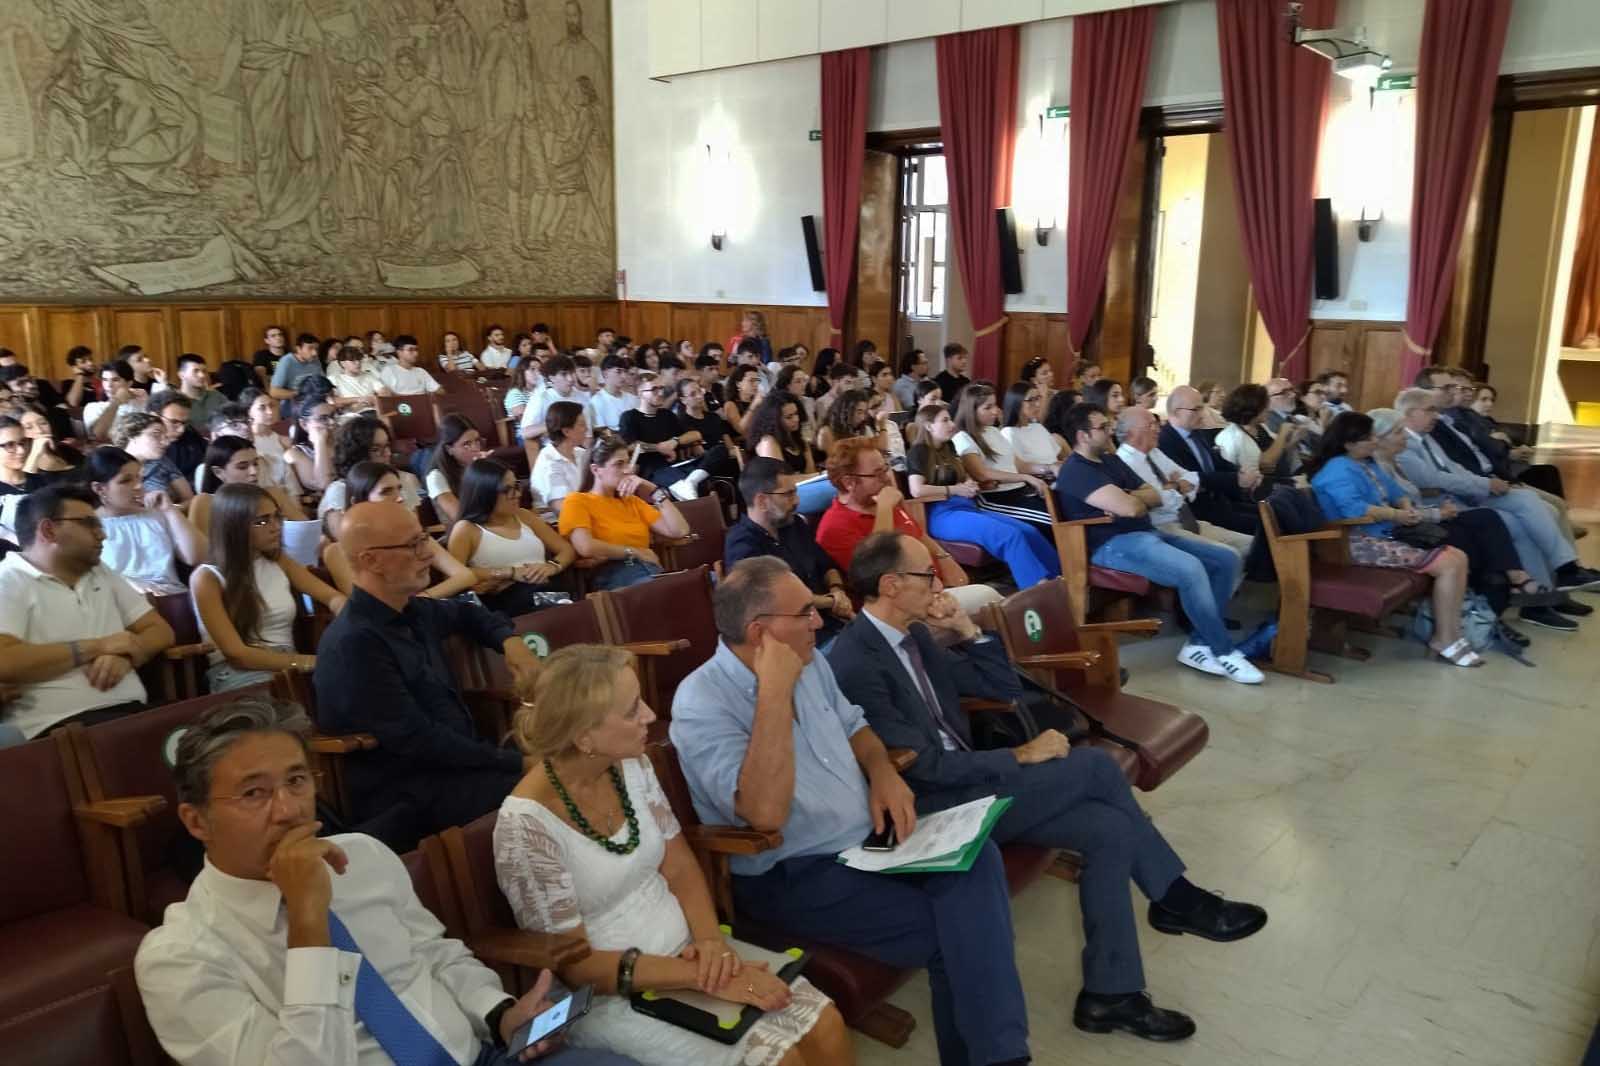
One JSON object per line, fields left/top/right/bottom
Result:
{"left": 816, "top": 437, "right": 1000, "bottom": 612}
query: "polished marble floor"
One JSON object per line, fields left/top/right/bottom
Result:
{"left": 855, "top": 502, "right": 1600, "bottom": 1065}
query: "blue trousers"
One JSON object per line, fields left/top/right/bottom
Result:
{"left": 921, "top": 748, "right": 1185, "bottom": 995}
{"left": 927, "top": 496, "right": 1060, "bottom": 589}
{"left": 1475, "top": 487, "right": 1577, "bottom": 583}
{"left": 475, "top": 1042, "right": 637, "bottom": 1066}
{"left": 734, "top": 841, "right": 1029, "bottom": 1066}
{"left": 1091, "top": 529, "right": 1238, "bottom": 655}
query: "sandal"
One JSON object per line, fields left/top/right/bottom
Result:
{"left": 1431, "top": 637, "right": 1485, "bottom": 668}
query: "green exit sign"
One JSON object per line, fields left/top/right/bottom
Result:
{"left": 808, "top": 129, "right": 821, "bottom": 141}
{"left": 1044, "top": 105, "right": 1070, "bottom": 119}
{"left": 1376, "top": 73, "right": 1415, "bottom": 91}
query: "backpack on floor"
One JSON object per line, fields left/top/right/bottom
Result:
{"left": 1410, "top": 592, "right": 1498, "bottom": 653}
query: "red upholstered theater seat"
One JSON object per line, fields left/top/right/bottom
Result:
{"left": 1089, "top": 566, "right": 1151, "bottom": 596}
{"left": 1308, "top": 562, "right": 1423, "bottom": 617}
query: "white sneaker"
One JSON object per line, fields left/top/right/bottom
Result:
{"left": 1215, "top": 651, "right": 1265, "bottom": 684}
{"left": 669, "top": 478, "right": 701, "bottom": 502}
{"left": 1177, "top": 643, "right": 1227, "bottom": 677}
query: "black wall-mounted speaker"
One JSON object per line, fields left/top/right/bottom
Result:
{"left": 800, "top": 215, "right": 827, "bottom": 293}
{"left": 1313, "top": 198, "right": 1339, "bottom": 301}
{"left": 996, "top": 207, "right": 1024, "bottom": 295}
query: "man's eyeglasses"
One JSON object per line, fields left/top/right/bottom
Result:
{"left": 211, "top": 770, "right": 320, "bottom": 811}
{"left": 851, "top": 466, "right": 889, "bottom": 481}
{"left": 894, "top": 569, "right": 939, "bottom": 583}
{"left": 367, "top": 533, "right": 432, "bottom": 557}
{"left": 1170, "top": 406, "right": 1199, "bottom": 414}
{"left": 756, "top": 605, "right": 821, "bottom": 621}
{"left": 54, "top": 515, "right": 103, "bottom": 532}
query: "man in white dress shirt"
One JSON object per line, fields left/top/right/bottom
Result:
{"left": 479, "top": 325, "right": 514, "bottom": 370}
{"left": 136, "top": 697, "right": 637, "bottom": 1066}
{"left": 1115, "top": 407, "right": 1253, "bottom": 576}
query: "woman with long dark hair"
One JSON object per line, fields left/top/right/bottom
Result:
{"left": 192, "top": 483, "right": 345, "bottom": 691}
{"left": 318, "top": 416, "right": 423, "bottom": 539}
{"left": 286, "top": 393, "right": 336, "bottom": 491}
{"left": 747, "top": 392, "right": 835, "bottom": 514}
{"left": 190, "top": 434, "right": 306, "bottom": 536}
{"left": 88, "top": 445, "right": 206, "bottom": 593}
{"left": 721, "top": 364, "right": 761, "bottom": 441}
{"left": 322, "top": 461, "right": 476, "bottom": 598}
{"left": 807, "top": 347, "right": 839, "bottom": 399}
{"left": 951, "top": 383, "right": 1053, "bottom": 529}
{"left": 425, "top": 413, "right": 488, "bottom": 524}
{"left": 1307, "top": 411, "right": 1478, "bottom": 667}
{"left": 447, "top": 459, "right": 576, "bottom": 614}
{"left": 1216, "top": 384, "right": 1302, "bottom": 488}
{"left": 1000, "top": 381, "right": 1065, "bottom": 473}
{"left": 17, "top": 403, "right": 82, "bottom": 481}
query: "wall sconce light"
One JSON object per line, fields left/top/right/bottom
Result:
{"left": 1357, "top": 205, "right": 1382, "bottom": 242}
{"left": 705, "top": 144, "right": 731, "bottom": 251}
{"left": 1035, "top": 218, "right": 1055, "bottom": 246}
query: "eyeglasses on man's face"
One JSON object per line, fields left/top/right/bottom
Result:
{"left": 210, "top": 769, "right": 320, "bottom": 812}
{"left": 368, "top": 533, "right": 432, "bottom": 557}
{"left": 756, "top": 604, "right": 822, "bottom": 622}
{"left": 54, "top": 514, "right": 104, "bottom": 533}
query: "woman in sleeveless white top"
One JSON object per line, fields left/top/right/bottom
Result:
{"left": 446, "top": 458, "right": 576, "bottom": 616}
{"left": 494, "top": 648, "right": 845, "bottom": 1066}
{"left": 89, "top": 447, "right": 206, "bottom": 594}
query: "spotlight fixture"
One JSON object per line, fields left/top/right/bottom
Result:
{"left": 1285, "top": 2, "right": 1392, "bottom": 85}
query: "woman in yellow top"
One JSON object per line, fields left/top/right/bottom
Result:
{"left": 558, "top": 438, "right": 689, "bottom": 590}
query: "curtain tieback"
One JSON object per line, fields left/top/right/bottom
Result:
{"left": 829, "top": 325, "right": 844, "bottom": 335}
{"left": 974, "top": 315, "right": 1010, "bottom": 339}
{"left": 1273, "top": 325, "right": 1313, "bottom": 374}
{"left": 1401, "top": 329, "right": 1433, "bottom": 356}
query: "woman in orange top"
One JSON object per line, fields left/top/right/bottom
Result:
{"left": 557, "top": 438, "right": 690, "bottom": 590}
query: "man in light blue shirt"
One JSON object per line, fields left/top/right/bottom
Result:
{"left": 671, "top": 556, "right": 1031, "bottom": 1066}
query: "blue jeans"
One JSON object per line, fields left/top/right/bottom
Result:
{"left": 1092, "top": 529, "right": 1238, "bottom": 655}
{"left": 927, "top": 496, "right": 1060, "bottom": 589}
{"left": 590, "top": 558, "right": 661, "bottom": 590}
{"left": 475, "top": 1043, "right": 637, "bottom": 1066}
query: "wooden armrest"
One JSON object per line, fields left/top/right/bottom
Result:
{"left": 308, "top": 732, "right": 378, "bottom": 753}
{"left": 887, "top": 747, "right": 917, "bottom": 771}
{"left": 1274, "top": 528, "right": 1345, "bottom": 543}
{"left": 164, "top": 642, "right": 215, "bottom": 659}
{"left": 619, "top": 639, "right": 691, "bottom": 657}
{"left": 959, "top": 697, "right": 1014, "bottom": 713}
{"left": 1011, "top": 651, "right": 1102, "bottom": 670}
{"left": 1325, "top": 516, "right": 1369, "bottom": 527}
{"left": 468, "top": 929, "right": 591, "bottom": 970}
{"left": 1079, "top": 619, "right": 1163, "bottom": 636}
{"left": 573, "top": 556, "right": 607, "bottom": 570}
{"left": 654, "top": 534, "right": 700, "bottom": 549}
{"left": 686, "top": 824, "right": 784, "bottom": 855}
{"left": 76, "top": 795, "right": 167, "bottom": 828}
{"left": 1056, "top": 515, "right": 1113, "bottom": 527}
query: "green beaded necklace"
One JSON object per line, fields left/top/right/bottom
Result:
{"left": 543, "top": 758, "right": 640, "bottom": 855}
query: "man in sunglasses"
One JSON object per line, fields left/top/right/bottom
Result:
{"left": 829, "top": 532, "right": 1266, "bottom": 1043}
{"left": 0, "top": 484, "right": 175, "bottom": 738}
{"left": 313, "top": 501, "right": 543, "bottom": 851}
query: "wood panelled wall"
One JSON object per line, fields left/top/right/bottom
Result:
{"left": 1305, "top": 319, "right": 1408, "bottom": 411}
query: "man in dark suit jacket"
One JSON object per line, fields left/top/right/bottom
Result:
{"left": 827, "top": 531, "right": 1268, "bottom": 1044}
{"left": 1157, "top": 386, "right": 1259, "bottom": 533}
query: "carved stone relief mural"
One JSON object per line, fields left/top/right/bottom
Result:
{"left": 0, "top": 0, "right": 614, "bottom": 299}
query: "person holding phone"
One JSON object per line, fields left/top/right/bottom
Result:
{"left": 136, "top": 696, "right": 639, "bottom": 1066}
{"left": 495, "top": 645, "right": 850, "bottom": 1066}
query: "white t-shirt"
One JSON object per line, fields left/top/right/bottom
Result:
{"left": 1003, "top": 423, "right": 1060, "bottom": 468}
{"left": 84, "top": 395, "right": 149, "bottom": 436}
{"left": 478, "top": 345, "right": 513, "bottom": 369}
{"left": 1215, "top": 422, "right": 1261, "bottom": 474}
{"left": 99, "top": 512, "right": 183, "bottom": 592}
{"left": 519, "top": 384, "right": 589, "bottom": 435}
{"left": 0, "top": 555, "right": 152, "bottom": 737}
{"left": 380, "top": 363, "right": 442, "bottom": 395}
{"left": 952, "top": 428, "right": 1025, "bottom": 491}
{"left": 587, "top": 388, "right": 638, "bottom": 432}
{"left": 531, "top": 443, "right": 586, "bottom": 512}
{"left": 327, "top": 368, "right": 388, "bottom": 401}
{"left": 424, "top": 468, "right": 453, "bottom": 500}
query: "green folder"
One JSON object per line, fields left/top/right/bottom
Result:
{"left": 851, "top": 796, "right": 1013, "bottom": 875}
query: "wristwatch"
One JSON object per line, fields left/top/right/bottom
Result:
{"left": 484, "top": 996, "right": 516, "bottom": 1048}
{"left": 623, "top": 547, "right": 638, "bottom": 565}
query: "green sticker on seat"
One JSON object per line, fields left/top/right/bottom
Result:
{"left": 1023, "top": 609, "right": 1044, "bottom": 642}
{"left": 397, "top": 402, "right": 413, "bottom": 416}
{"left": 162, "top": 727, "right": 188, "bottom": 769}
{"left": 521, "top": 633, "right": 550, "bottom": 658}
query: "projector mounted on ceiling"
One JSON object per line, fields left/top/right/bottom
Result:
{"left": 1284, "top": 2, "right": 1393, "bottom": 85}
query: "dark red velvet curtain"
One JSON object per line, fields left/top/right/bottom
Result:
{"left": 1403, "top": 0, "right": 1512, "bottom": 380}
{"left": 1564, "top": 120, "right": 1600, "bottom": 348}
{"left": 936, "top": 26, "right": 1019, "bottom": 382}
{"left": 1216, "top": 0, "right": 1334, "bottom": 381}
{"left": 1066, "top": 6, "right": 1155, "bottom": 355}
{"left": 820, "top": 49, "right": 871, "bottom": 343}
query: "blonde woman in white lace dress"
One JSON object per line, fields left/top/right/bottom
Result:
{"left": 494, "top": 645, "right": 852, "bottom": 1066}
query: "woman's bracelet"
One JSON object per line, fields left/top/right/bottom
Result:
{"left": 616, "top": 946, "right": 642, "bottom": 997}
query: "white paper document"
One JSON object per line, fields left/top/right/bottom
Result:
{"left": 837, "top": 796, "right": 1000, "bottom": 872}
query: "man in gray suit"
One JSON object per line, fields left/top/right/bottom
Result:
{"left": 1391, "top": 388, "right": 1597, "bottom": 630}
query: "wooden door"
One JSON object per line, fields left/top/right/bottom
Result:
{"left": 848, "top": 149, "right": 898, "bottom": 361}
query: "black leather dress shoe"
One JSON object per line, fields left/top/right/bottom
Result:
{"left": 1149, "top": 891, "right": 1268, "bottom": 942}
{"left": 1554, "top": 596, "right": 1594, "bottom": 618}
{"left": 1073, "top": 991, "right": 1196, "bottom": 1042}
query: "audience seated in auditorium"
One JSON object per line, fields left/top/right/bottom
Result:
{"left": 268, "top": 333, "right": 326, "bottom": 415}
{"left": 239, "top": 388, "right": 312, "bottom": 496}
{"left": 1055, "top": 403, "right": 1261, "bottom": 684}
{"left": 724, "top": 458, "right": 854, "bottom": 643}
{"left": 906, "top": 403, "right": 1060, "bottom": 590}
{"left": 448, "top": 458, "right": 576, "bottom": 615}
{"left": 190, "top": 434, "right": 308, "bottom": 534}
{"left": 152, "top": 391, "right": 211, "bottom": 485}
{"left": 620, "top": 371, "right": 734, "bottom": 503}
{"left": 1, "top": 366, "right": 73, "bottom": 441}
{"left": 1158, "top": 386, "right": 1259, "bottom": 534}
{"left": 425, "top": 414, "right": 490, "bottom": 524}
{"left": 1020, "top": 356, "right": 1058, "bottom": 413}
{"left": 1114, "top": 407, "right": 1255, "bottom": 572}
{"left": 1315, "top": 370, "right": 1352, "bottom": 415}
{"left": 87, "top": 446, "right": 206, "bottom": 594}
{"left": 323, "top": 461, "right": 476, "bottom": 599}
{"left": 0, "top": 484, "right": 175, "bottom": 738}
{"left": 1264, "top": 377, "right": 1321, "bottom": 468}
{"left": 532, "top": 401, "right": 590, "bottom": 515}
{"left": 494, "top": 644, "right": 851, "bottom": 1066}
{"left": 557, "top": 439, "right": 689, "bottom": 591}
{"left": 135, "top": 697, "right": 638, "bottom": 1066}
{"left": 251, "top": 324, "right": 288, "bottom": 380}
{"left": 1307, "top": 412, "right": 1481, "bottom": 667}
{"left": 745, "top": 392, "right": 832, "bottom": 514}
{"left": 193, "top": 484, "right": 344, "bottom": 692}
{"left": 774, "top": 364, "right": 819, "bottom": 447}
{"left": 1082, "top": 379, "right": 1126, "bottom": 419}
{"left": 378, "top": 335, "right": 444, "bottom": 400}
{"left": 61, "top": 344, "right": 97, "bottom": 409}
{"left": 315, "top": 500, "right": 542, "bottom": 848}
{"left": 671, "top": 556, "right": 1031, "bottom": 1066}
{"left": 1130, "top": 375, "right": 1160, "bottom": 414}
{"left": 1192, "top": 380, "right": 1228, "bottom": 429}
{"left": 519, "top": 354, "right": 589, "bottom": 451}
{"left": 1215, "top": 383, "right": 1305, "bottom": 489}
{"left": 1366, "top": 407, "right": 1543, "bottom": 636}
{"left": 933, "top": 343, "right": 971, "bottom": 404}
{"left": 113, "top": 410, "right": 196, "bottom": 505}
{"left": 814, "top": 389, "right": 884, "bottom": 463}
{"left": 726, "top": 310, "right": 773, "bottom": 366}
{"left": 505, "top": 359, "right": 545, "bottom": 428}
{"left": 479, "top": 324, "right": 514, "bottom": 369}
{"left": 588, "top": 354, "right": 639, "bottom": 435}
{"left": 815, "top": 436, "right": 1001, "bottom": 615}
{"left": 281, "top": 393, "right": 337, "bottom": 494}
{"left": 811, "top": 359, "right": 856, "bottom": 427}
{"left": 953, "top": 384, "right": 1054, "bottom": 528}
{"left": 439, "top": 330, "right": 481, "bottom": 374}
{"left": 672, "top": 377, "right": 735, "bottom": 461}
{"left": 720, "top": 364, "right": 762, "bottom": 442}
{"left": 325, "top": 343, "right": 390, "bottom": 415}
{"left": 174, "top": 353, "right": 228, "bottom": 430}
{"left": 508, "top": 333, "right": 541, "bottom": 377}
{"left": 18, "top": 402, "right": 83, "bottom": 480}
{"left": 831, "top": 531, "right": 1268, "bottom": 1041}
{"left": 319, "top": 417, "right": 422, "bottom": 539}
{"left": 1000, "top": 381, "right": 1065, "bottom": 476}
{"left": 0, "top": 415, "right": 43, "bottom": 534}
